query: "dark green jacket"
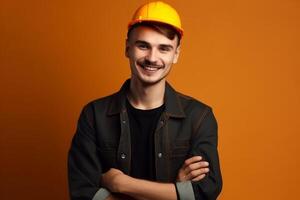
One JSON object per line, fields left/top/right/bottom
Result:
{"left": 68, "top": 79, "right": 222, "bottom": 200}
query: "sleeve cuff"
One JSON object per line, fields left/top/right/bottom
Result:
{"left": 92, "top": 188, "right": 111, "bottom": 200}
{"left": 175, "top": 181, "right": 195, "bottom": 200}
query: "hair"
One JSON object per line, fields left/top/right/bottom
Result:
{"left": 127, "top": 21, "right": 181, "bottom": 46}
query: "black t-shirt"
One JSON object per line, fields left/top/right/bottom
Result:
{"left": 126, "top": 99, "right": 165, "bottom": 180}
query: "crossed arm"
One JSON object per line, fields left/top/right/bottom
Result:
{"left": 68, "top": 104, "right": 222, "bottom": 200}
{"left": 102, "top": 156, "right": 210, "bottom": 200}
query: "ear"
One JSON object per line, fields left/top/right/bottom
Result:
{"left": 125, "top": 39, "right": 130, "bottom": 58}
{"left": 172, "top": 45, "right": 181, "bottom": 64}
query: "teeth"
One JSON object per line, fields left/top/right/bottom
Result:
{"left": 144, "top": 66, "right": 158, "bottom": 71}
{"left": 140, "top": 64, "right": 159, "bottom": 71}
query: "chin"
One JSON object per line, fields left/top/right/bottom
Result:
{"left": 137, "top": 75, "right": 166, "bottom": 86}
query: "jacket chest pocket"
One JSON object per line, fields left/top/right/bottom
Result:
{"left": 170, "top": 139, "right": 190, "bottom": 158}
{"left": 97, "top": 145, "right": 118, "bottom": 172}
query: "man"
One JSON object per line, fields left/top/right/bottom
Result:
{"left": 68, "top": 1, "right": 222, "bottom": 200}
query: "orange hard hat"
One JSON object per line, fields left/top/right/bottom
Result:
{"left": 128, "top": 1, "right": 183, "bottom": 36}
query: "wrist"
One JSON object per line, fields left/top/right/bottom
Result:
{"left": 115, "top": 173, "right": 131, "bottom": 193}
{"left": 118, "top": 174, "right": 135, "bottom": 194}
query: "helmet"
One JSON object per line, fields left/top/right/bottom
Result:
{"left": 128, "top": 1, "right": 183, "bottom": 36}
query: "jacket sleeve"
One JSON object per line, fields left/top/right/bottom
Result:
{"left": 68, "top": 103, "right": 111, "bottom": 200}
{"left": 189, "top": 107, "right": 223, "bottom": 200}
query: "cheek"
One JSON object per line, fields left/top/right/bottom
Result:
{"left": 130, "top": 50, "right": 144, "bottom": 61}
{"left": 163, "top": 56, "right": 176, "bottom": 66}
{"left": 127, "top": 50, "right": 139, "bottom": 62}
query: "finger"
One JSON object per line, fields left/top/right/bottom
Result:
{"left": 192, "top": 174, "right": 206, "bottom": 182}
{"left": 184, "top": 161, "right": 209, "bottom": 173}
{"left": 183, "top": 156, "right": 203, "bottom": 168}
{"left": 188, "top": 167, "right": 210, "bottom": 179}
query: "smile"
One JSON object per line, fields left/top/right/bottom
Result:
{"left": 139, "top": 64, "right": 163, "bottom": 72}
{"left": 144, "top": 66, "right": 159, "bottom": 71}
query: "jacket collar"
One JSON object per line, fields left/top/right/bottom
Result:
{"left": 107, "top": 79, "right": 186, "bottom": 118}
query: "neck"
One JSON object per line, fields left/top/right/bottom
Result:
{"left": 127, "top": 78, "right": 165, "bottom": 110}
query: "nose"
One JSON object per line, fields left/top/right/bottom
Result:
{"left": 145, "top": 48, "right": 158, "bottom": 63}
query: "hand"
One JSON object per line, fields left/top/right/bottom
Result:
{"left": 101, "top": 168, "right": 127, "bottom": 193}
{"left": 177, "top": 156, "right": 209, "bottom": 182}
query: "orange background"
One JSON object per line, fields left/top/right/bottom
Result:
{"left": 1, "top": 0, "right": 299, "bottom": 199}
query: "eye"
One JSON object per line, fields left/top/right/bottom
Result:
{"left": 159, "top": 46, "right": 172, "bottom": 53}
{"left": 137, "top": 44, "right": 149, "bottom": 50}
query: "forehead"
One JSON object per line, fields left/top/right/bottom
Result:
{"left": 128, "top": 26, "right": 178, "bottom": 47}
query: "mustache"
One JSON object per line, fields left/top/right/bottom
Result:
{"left": 137, "top": 59, "right": 164, "bottom": 68}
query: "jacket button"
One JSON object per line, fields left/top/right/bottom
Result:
{"left": 122, "top": 120, "right": 126, "bottom": 124}
{"left": 121, "top": 153, "right": 126, "bottom": 159}
{"left": 158, "top": 152, "right": 162, "bottom": 158}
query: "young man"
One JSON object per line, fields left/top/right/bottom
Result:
{"left": 68, "top": 1, "right": 222, "bottom": 200}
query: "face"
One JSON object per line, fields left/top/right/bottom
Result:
{"left": 125, "top": 26, "right": 180, "bottom": 85}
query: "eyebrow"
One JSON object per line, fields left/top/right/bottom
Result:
{"left": 135, "top": 40, "right": 149, "bottom": 45}
{"left": 135, "top": 40, "right": 174, "bottom": 50}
